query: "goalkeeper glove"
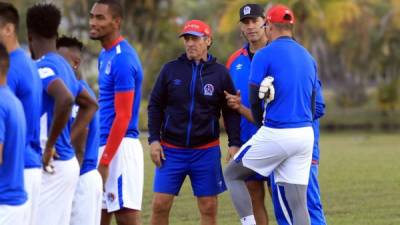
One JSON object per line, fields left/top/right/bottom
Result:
{"left": 258, "top": 76, "right": 275, "bottom": 103}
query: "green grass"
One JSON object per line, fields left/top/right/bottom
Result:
{"left": 112, "top": 132, "right": 400, "bottom": 225}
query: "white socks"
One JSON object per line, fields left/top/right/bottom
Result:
{"left": 240, "top": 215, "right": 256, "bottom": 225}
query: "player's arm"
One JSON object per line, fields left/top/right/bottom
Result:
{"left": 224, "top": 90, "right": 255, "bottom": 123}
{"left": 148, "top": 65, "right": 168, "bottom": 167}
{"left": 314, "top": 79, "right": 326, "bottom": 120}
{"left": 249, "top": 84, "right": 264, "bottom": 127}
{"left": 224, "top": 54, "right": 256, "bottom": 124}
{"left": 46, "top": 79, "right": 74, "bottom": 152}
{"left": 99, "top": 91, "right": 133, "bottom": 166}
{"left": 74, "top": 127, "right": 88, "bottom": 166}
{"left": 249, "top": 51, "right": 268, "bottom": 128}
{"left": 71, "top": 86, "right": 98, "bottom": 165}
{"left": 6, "top": 71, "right": 18, "bottom": 93}
{"left": 238, "top": 105, "right": 254, "bottom": 123}
{"left": 99, "top": 55, "right": 136, "bottom": 167}
{"left": 221, "top": 71, "right": 242, "bottom": 160}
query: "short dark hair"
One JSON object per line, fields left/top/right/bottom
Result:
{"left": 0, "top": 43, "right": 9, "bottom": 77}
{"left": 0, "top": 2, "right": 19, "bottom": 32}
{"left": 26, "top": 3, "right": 61, "bottom": 38}
{"left": 96, "top": 0, "right": 123, "bottom": 19}
{"left": 56, "top": 36, "right": 83, "bottom": 51}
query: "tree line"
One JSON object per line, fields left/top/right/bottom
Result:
{"left": 9, "top": 0, "right": 400, "bottom": 115}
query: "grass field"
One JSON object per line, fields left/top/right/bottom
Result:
{"left": 113, "top": 132, "right": 400, "bottom": 225}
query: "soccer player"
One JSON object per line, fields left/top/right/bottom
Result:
{"left": 226, "top": 4, "right": 328, "bottom": 225}
{"left": 225, "top": 4, "right": 270, "bottom": 225}
{"left": 89, "top": 1, "right": 144, "bottom": 224}
{"left": 0, "top": 3, "right": 42, "bottom": 225}
{"left": 27, "top": 3, "right": 98, "bottom": 225}
{"left": 270, "top": 79, "right": 327, "bottom": 225}
{"left": 148, "top": 19, "right": 241, "bottom": 225}
{"left": 0, "top": 43, "right": 27, "bottom": 225}
{"left": 227, "top": 79, "right": 327, "bottom": 225}
{"left": 224, "top": 4, "right": 317, "bottom": 225}
{"left": 57, "top": 36, "right": 102, "bottom": 225}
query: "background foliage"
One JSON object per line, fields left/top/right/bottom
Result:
{"left": 6, "top": 0, "right": 400, "bottom": 130}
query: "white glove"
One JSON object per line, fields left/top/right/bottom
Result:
{"left": 258, "top": 76, "right": 275, "bottom": 103}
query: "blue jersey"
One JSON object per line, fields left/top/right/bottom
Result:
{"left": 37, "top": 52, "right": 82, "bottom": 161}
{"left": 250, "top": 37, "right": 317, "bottom": 128}
{"left": 0, "top": 86, "right": 27, "bottom": 205}
{"left": 71, "top": 80, "right": 100, "bottom": 175}
{"left": 98, "top": 39, "right": 143, "bottom": 145}
{"left": 312, "top": 80, "right": 326, "bottom": 162}
{"left": 226, "top": 44, "right": 258, "bottom": 144}
{"left": 7, "top": 48, "right": 43, "bottom": 168}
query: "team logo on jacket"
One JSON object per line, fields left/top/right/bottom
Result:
{"left": 173, "top": 79, "right": 182, "bottom": 86}
{"left": 105, "top": 61, "right": 112, "bottom": 75}
{"left": 204, "top": 84, "right": 214, "bottom": 96}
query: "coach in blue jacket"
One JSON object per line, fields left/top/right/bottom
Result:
{"left": 148, "top": 20, "right": 241, "bottom": 225}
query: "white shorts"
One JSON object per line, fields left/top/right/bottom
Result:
{"left": 70, "top": 169, "right": 103, "bottom": 225}
{"left": 38, "top": 157, "right": 80, "bottom": 225}
{"left": 0, "top": 202, "right": 28, "bottom": 225}
{"left": 234, "top": 126, "right": 314, "bottom": 185}
{"left": 23, "top": 168, "right": 42, "bottom": 225}
{"left": 99, "top": 138, "right": 144, "bottom": 212}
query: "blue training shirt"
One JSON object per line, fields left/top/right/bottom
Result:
{"left": 37, "top": 52, "right": 83, "bottom": 161}
{"left": 227, "top": 44, "right": 258, "bottom": 144}
{"left": 229, "top": 43, "right": 326, "bottom": 161}
{"left": 0, "top": 86, "right": 27, "bottom": 205}
{"left": 98, "top": 39, "right": 143, "bottom": 145}
{"left": 7, "top": 48, "right": 43, "bottom": 168}
{"left": 71, "top": 80, "right": 100, "bottom": 175}
{"left": 249, "top": 36, "right": 318, "bottom": 128}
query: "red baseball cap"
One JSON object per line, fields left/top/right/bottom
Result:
{"left": 179, "top": 20, "right": 212, "bottom": 38}
{"left": 266, "top": 4, "right": 295, "bottom": 24}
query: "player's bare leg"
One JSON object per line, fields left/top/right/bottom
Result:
{"left": 151, "top": 192, "right": 175, "bottom": 225}
{"left": 101, "top": 210, "right": 112, "bottom": 225}
{"left": 115, "top": 208, "right": 141, "bottom": 225}
{"left": 197, "top": 196, "right": 218, "bottom": 225}
{"left": 246, "top": 180, "right": 269, "bottom": 225}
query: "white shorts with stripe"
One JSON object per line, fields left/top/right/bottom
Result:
{"left": 23, "top": 168, "right": 42, "bottom": 225}
{"left": 0, "top": 202, "right": 28, "bottom": 225}
{"left": 70, "top": 169, "right": 103, "bottom": 225}
{"left": 99, "top": 138, "right": 144, "bottom": 212}
{"left": 37, "top": 157, "right": 80, "bottom": 225}
{"left": 234, "top": 126, "right": 314, "bottom": 185}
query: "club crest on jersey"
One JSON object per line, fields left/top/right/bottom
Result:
{"left": 105, "top": 61, "right": 112, "bottom": 75}
{"left": 107, "top": 192, "right": 115, "bottom": 202}
{"left": 203, "top": 84, "right": 214, "bottom": 96}
{"left": 243, "top": 6, "right": 251, "bottom": 15}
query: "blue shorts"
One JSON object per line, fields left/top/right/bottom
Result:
{"left": 270, "top": 164, "right": 327, "bottom": 225}
{"left": 153, "top": 145, "right": 227, "bottom": 197}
